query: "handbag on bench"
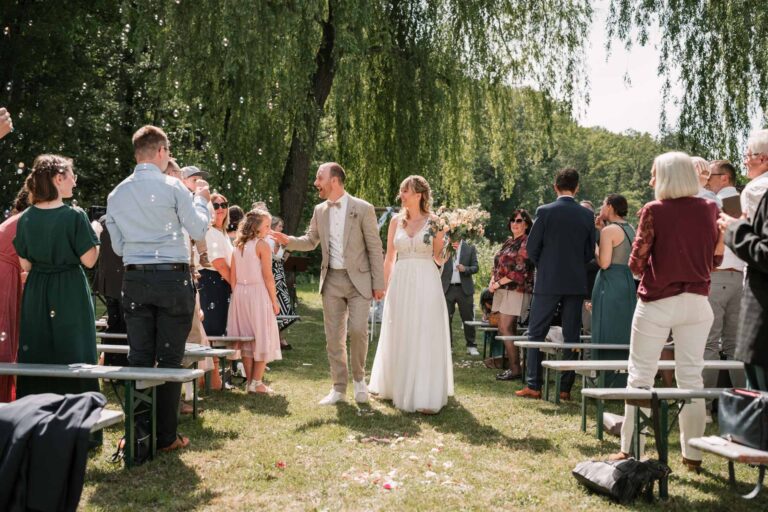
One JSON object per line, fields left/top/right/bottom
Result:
{"left": 718, "top": 388, "right": 768, "bottom": 450}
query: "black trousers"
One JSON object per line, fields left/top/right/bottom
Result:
{"left": 525, "top": 293, "right": 583, "bottom": 392}
{"left": 122, "top": 269, "right": 194, "bottom": 448}
{"left": 445, "top": 284, "right": 476, "bottom": 347}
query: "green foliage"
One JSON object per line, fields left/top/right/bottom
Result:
{"left": 607, "top": 0, "right": 768, "bottom": 160}
{"left": 473, "top": 238, "right": 502, "bottom": 291}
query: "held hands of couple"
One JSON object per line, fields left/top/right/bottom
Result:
{"left": 373, "top": 289, "right": 385, "bottom": 301}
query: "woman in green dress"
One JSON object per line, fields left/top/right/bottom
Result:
{"left": 13, "top": 154, "right": 100, "bottom": 398}
{"left": 591, "top": 194, "right": 637, "bottom": 386}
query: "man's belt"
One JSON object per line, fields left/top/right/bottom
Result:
{"left": 125, "top": 263, "right": 190, "bottom": 272}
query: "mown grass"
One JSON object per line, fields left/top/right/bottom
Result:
{"left": 81, "top": 284, "right": 764, "bottom": 511}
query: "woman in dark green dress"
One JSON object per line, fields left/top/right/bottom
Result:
{"left": 591, "top": 194, "right": 637, "bottom": 387}
{"left": 13, "top": 155, "right": 100, "bottom": 398}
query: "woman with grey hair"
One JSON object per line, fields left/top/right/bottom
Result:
{"left": 609, "top": 152, "right": 724, "bottom": 472}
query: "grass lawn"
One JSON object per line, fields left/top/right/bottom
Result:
{"left": 81, "top": 284, "right": 764, "bottom": 511}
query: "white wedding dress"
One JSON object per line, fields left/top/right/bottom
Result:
{"left": 369, "top": 220, "right": 454, "bottom": 413}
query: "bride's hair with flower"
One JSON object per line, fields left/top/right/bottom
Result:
{"left": 234, "top": 208, "right": 270, "bottom": 254}
{"left": 398, "top": 175, "right": 432, "bottom": 227}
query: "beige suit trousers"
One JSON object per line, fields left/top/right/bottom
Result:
{"left": 323, "top": 269, "right": 370, "bottom": 392}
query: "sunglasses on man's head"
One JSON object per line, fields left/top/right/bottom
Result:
{"left": 212, "top": 202, "right": 229, "bottom": 210}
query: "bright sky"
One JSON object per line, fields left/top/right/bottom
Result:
{"left": 580, "top": 2, "right": 680, "bottom": 136}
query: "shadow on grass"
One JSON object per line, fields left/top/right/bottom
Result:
{"left": 418, "top": 398, "right": 555, "bottom": 453}
{"left": 86, "top": 455, "right": 217, "bottom": 510}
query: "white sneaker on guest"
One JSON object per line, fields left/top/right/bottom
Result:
{"left": 467, "top": 346, "right": 480, "bottom": 356}
{"left": 318, "top": 389, "right": 346, "bottom": 405}
{"left": 354, "top": 380, "right": 369, "bottom": 403}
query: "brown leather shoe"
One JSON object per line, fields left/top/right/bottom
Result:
{"left": 682, "top": 457, "right": 702, "bottom": 473}
{"left": 515, "top": 387, "right": 542, "bottom": 399}
{"left": 159, "top": 434, "right": 190, "bottom": 453}
{"left": 559, "top": 392, "right": 571, "bottom": 401}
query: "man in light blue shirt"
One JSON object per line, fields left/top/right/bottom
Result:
{"left": 105, "top": 125, "right": 210, "bottom": 453}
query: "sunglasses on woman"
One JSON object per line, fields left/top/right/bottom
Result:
{"left": 511, "top": 218, "right": 525, "bottom": 224}
{"left": 212, "top": 202, "right": 229, "bottom": 210}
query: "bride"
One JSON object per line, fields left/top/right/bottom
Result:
{"left": 368, "top": 175, "right": 454, "bottom": 414}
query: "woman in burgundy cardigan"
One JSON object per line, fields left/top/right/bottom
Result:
{"left": 610, "top": 152, "right": 724, "bottom": 471}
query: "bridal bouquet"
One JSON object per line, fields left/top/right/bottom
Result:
{"left": 424, "top": 204, "right": 490, "bottom": 258}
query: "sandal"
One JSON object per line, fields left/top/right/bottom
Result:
{"left": 158, "top": 434, "right": 190, "bottom": 453}
{"left": 496, "top": 369, "right": 521, "bottom": 381}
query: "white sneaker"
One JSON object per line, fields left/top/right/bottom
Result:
{"left": 467, "top": 346, "right": 480, "bottom": 356}
{"left": 318, "top": 389, "right": 346, "bottom": 405}
{"left": 354, "top": 380, "right": 369, "bottom": 403}
{"left": 247, "top": 380, "right": 258, "bottom": 394}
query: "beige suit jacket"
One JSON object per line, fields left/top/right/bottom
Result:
{"left": 285, "top": 194, "right": 385, "bottom": 299}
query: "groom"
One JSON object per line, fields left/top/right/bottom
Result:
{"left": 272, "top": 163, "right": 385, "bottom": 405}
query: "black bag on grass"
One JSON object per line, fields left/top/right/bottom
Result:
{"left": 572, "top": 458, "right": 670, "bottom": 503}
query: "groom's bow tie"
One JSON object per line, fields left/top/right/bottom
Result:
{"left": 327, "top": 200, "right": 342, "bottom": 208}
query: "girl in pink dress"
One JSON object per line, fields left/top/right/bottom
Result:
{"left": 227, "top": 208, "right": 281, "bottom": 394}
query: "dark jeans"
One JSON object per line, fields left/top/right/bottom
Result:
{"left": 525, "top": 293, "right": 583, "bottom": 392}
{"left": 445, "top": 285, "right": 476, "bottom": 347}
{"left": 745, "top": 363, "right": 768, "bottom": 391}
{"left": 122, "top": 269, "right": 195, "bottom": 448}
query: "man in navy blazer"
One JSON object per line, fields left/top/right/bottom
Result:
{"left": 516, "top": 168, "right": 596, "bottom": 400}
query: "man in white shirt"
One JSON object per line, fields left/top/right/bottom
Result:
{"left": 440, "top": 239, "right": 479, "bottom": 355}
{"left": 703, "top": 160, "right": 746, "bottom": 394}
{"left": 741, "top": 129, "right": 768, "bottom": 220}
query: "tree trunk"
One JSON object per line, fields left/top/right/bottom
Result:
{"left": 279, "top": 0, "right": 336, "bottom": 234}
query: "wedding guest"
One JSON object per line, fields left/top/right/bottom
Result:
{"left": 703, "top": 160, "right": 746, "bottom": 395}
{"left": 227, "top": 209, "right": 282, "bottom": 394}
{"left": 692, "top": 156, "right": 722, "bottom": 207}
{"left": 268, "top": 216, "right": 297, "bottom": 350}
{"left": 106, "top": 125, "right": 211, "bottom": 452}
{"left": 441, "top": 238, "right": 479, "bottom": 356}
{"left": 0, "top": 107, "right": 12, "bottom": 139}
{"left": 740, "top": 129, "right": 768, "bottom": 220}
{"left": 516, "top": 169, "right": 595, "bottom": 401}
{"left": 489, "top": 209, "right": 534, "bottom": 380}
{"left": 580, "top": 200, "right": 600, "bottom": 335}
{"left": 610, "top": 152, "right": 724, "bottom": 471}
{"left": 181, "top": 166, "right": 213, "bottom": 268}
{"left": 591, "top": 194, "right": 636, "bottom": 382}
{"left": 165, "top": 159, "right": 220, "bottom": 400}
{"left": 14, "top": 155, "right": 101, "bottom": 398}
{"left": 227, "top": 205, "right": 244, "bottom": 241}
{"left": 0, "top": 186, "right": 29, "bottom": 401}
{"left": 94, "top": 213, "right": 128, "bottom": 366}
{"left": 200, "top": 193, "right": 233, "bottom": 338}
{"left": 720, "top": 134, "right": 768, "bottom": 391}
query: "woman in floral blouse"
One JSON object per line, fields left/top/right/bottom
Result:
{"left": 489, "top": 209, "right": 535, "bottom": 380}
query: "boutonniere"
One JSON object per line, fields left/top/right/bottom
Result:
{"left": 349, "top": 210, "right": 358, "bottom": 219}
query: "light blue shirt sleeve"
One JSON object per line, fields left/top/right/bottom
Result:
{"left": 105, "top": 202, "right": 124, "bottom": 257}
{"left": 175, "top": 187, "right": 210, "bottom": 241}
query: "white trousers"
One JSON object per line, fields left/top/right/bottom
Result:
{"left": 620, "top": 293, "right": 713, "bottom": 460}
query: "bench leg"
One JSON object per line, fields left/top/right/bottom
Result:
{"left": 580, "top": 376, "right": 587, "bottom": 432}
{"left": 730, "top": 461, "right": 766, "bottom": 500}
{"left": 658, "top": 401, "right": 669, "bottom": 500}
{"left": 124, "top": 381, "right": 135, "bottom": 468}
{"left": 632, "top": 405, "right": 641, "bottom": 458}
{"left": 192, "top": 362, "right": 198, "bottom": 419}
{"left": 151, "top": 386, "right": 157, "bottom": 460}
{"left": 596, "top": 371, "right": 606, "bottom": 440}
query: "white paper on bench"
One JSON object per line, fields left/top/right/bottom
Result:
{"left": 690, "top": 436, "right": 768, "bottom": 464}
